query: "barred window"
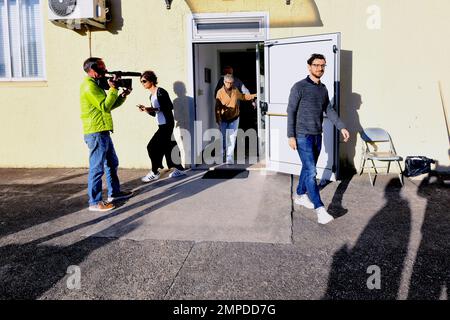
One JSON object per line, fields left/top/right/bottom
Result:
{"left": 0, "top": 0, "right": 45, "bottom": 80}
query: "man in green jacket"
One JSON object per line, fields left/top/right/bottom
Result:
{"left": 81, "top": 57, "right": 133, "bottom": 212}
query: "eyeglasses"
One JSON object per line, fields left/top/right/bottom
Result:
{"left": 224, "top": 81, "right": 234, "bottom": 84}
{"left": 140, "top": 79, "right": 148, "bottom": 84}
{"left": 311, "top": 64, "right": 326, "bottom": 68}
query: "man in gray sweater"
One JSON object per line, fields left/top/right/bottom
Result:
{"left": 287, "top": 53, "right": 350, "bottom": 224}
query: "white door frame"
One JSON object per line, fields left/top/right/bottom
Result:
{"left": 186, "top": 12, "right": 269, "bottom": 167}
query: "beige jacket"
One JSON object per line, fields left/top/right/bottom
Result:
{"left": 215, "top": 87, "right": 256, "bottom": 123}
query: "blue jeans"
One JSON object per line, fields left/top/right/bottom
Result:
{"left": 84, "top": 132, "right": 121, "bottom": 205}
{"left": 219, "top": 117, "right": 239, "bottom": 162}
{"left": 296, "top": 134, "right": 324, "bottom": 209}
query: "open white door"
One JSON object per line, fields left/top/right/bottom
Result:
{"left": 264, "top": 33, "right": 341, "bottom": 180}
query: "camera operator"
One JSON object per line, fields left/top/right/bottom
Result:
{"left": 80, "top": 57, "right": 133, "bottom": 212}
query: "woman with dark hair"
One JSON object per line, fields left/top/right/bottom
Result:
{"left": 138, "top": 71, "right": 186, "bottom": 182}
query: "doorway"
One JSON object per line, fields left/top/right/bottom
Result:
{"left": 218, "top": 50, "right": 257, "bottom": 133}
{"left": 188, "top": 12, "right": 268, "bottom": 168}
{"left": 188, "top": 14, "right": 340, "bottom": 179}
{"left": 193, "top": 42, "right": 261, "bottom": 167}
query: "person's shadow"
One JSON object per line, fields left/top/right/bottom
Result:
{"left": 340, "top": 50, "right": 363, "bottom": 175}
{"left": 323, "top": 178, "right": 411, "bottom": 299}
{"left": 407, "top": 173, "right": 450, "bottom": 300}
{"left": 172, "top": 81, "right": 195, "bottom": 168}
{"left": 317, "top": 51, "right": 362, "bottom": 218}
{"left": 343, "top": 92, "right": 363, "bottom": 173}
{"left": 326, "top": 175, "right": 353, "bottom": 218}
{"left": 320, "top": 84, "right": 361, "bottom": 215}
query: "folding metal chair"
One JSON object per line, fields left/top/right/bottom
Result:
{"left": 359, "top": 127, "right": 403, "bottom": 186}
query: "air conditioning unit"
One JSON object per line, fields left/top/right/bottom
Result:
{"left": 48, "top": 0, "right": 110, "bottom": 29}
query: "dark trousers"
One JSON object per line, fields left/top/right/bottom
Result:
{"left": 147, "top": 124, "right": 184, "bottom": 174}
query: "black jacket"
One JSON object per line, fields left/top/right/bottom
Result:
{"left": 149, "top": 87, "right": 175, "bottom": 127}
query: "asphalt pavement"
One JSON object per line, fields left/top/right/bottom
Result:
{"left": 0, "top": 168, "right": 448, "bottom": 300}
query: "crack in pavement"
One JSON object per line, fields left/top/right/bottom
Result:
{"left": 163, "top": 241, "right": 195, "bottom": 299}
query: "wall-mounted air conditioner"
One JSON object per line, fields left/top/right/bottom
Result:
{"left": 48, "top": 0, "right": 110, "bottom": 29}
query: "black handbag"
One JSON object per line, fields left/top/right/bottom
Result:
{"left": 404, "top": 156, "right": 435, "bottom": 177}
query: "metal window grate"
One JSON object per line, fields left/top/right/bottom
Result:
{"left": 192, "top": 14, "right": 268, "bottom": 42}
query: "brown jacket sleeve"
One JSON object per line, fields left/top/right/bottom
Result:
{"left": 215, "top": 98, "right": 223, "bottom": 123}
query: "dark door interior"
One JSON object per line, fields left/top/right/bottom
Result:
{"left": 219, "top": 50, "right": 257, "bottom": 132}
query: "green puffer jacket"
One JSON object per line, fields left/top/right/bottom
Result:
{"left": 80, "top": 77, "right": 126, "bottom": 134}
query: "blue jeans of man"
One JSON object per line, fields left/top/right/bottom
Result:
{"left": 219, "top": 117, "right": 239, "bottom": 162}
{"left": 84, "top": 131, "right": 121, "bottom": 206}
{"left": 296, "top": 134, "right": 324, "bottom": 209}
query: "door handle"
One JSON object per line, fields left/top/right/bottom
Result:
{"left": 260, "top": 101, "right": 268, "bottom": 115}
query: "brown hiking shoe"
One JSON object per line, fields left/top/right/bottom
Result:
{"left": 89, "top": 201, "right": 115, "bottom": 212}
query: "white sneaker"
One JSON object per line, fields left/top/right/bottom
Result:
{"left": 316, "top": 206, "right": 334, "bottom": 225}
{"left": 169, "top": 169, "right": 186, "bottom": 178}
{"left": 294, "top": 194, "right": 314, "bottom": 209}
{"left": 141, "top": 171, "right": 160, "bottom": 183}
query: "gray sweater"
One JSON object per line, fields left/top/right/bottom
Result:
{"left": 287, "top": 76, "right": 345, "bottom": 137}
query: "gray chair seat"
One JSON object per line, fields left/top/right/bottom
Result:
{"left": 359, "top": 127, "right": 404, "bottom": 186}
{"left": 367, "top": 152, "right": 403, "bottom": 161}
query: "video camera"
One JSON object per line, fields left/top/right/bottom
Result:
{"left": 95, "top": 70, "right": 142, "bottom": 91}
{"left": 105, "top": 71, "right": 142, "bottom": 90}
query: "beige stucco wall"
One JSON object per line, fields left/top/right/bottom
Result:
{"left": 0, "top": 0, "right": 449, "bottom": 171}
{"left": 0, "top": 0, "right": 192, "bottom": 168}
{"left": 271, "top": 0, "right": 450, "bottom": 171}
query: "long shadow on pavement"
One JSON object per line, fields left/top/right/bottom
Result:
{"left": 407, "top": 175, "right": 450, "bottom": 299}
{"left": 0, "top": 170, "right": 144, "bottom": 238}
{"left": 0, "top": 171, "right": 89, "bottom": 238}
{"left": 327, "top": 176, "right": 353, "bottom": 218}
{"left": 323, "top": 178, "right": 412, "bottom": 299}
{"left": 0, "top": 170, "right": 229, "bottom": 299}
